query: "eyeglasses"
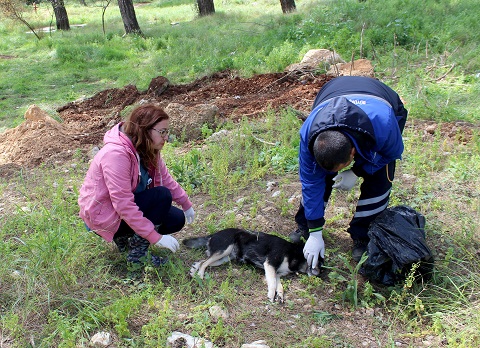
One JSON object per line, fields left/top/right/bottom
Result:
{"left": 151, "top": 128, "right": 169, "bottom": 138}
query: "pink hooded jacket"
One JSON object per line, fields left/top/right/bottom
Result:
{"left": 78, "top": 123, "right": 192, "bottom": 244}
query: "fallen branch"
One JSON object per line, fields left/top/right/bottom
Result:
{"left": 435, "top": 64, "right": 455, "bottom": 81}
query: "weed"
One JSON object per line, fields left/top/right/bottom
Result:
{"left": 326, "top": 253, "right": 385, "bottom": 308}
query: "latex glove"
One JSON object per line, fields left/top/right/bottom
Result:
{"left": 303, "top": 230, "right": 325, "bottom": 269}
{"left": 332, "top": 169, "right": 358, "bottom": 191}
{"left": 155, "top": 235, "right": 180, "bottom": 253}
{"left": 184, "top": 207, "right": 195, "bottom": 224}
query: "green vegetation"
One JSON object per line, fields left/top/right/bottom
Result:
{"left": 1, "top": 0, "right": 479, "bottom": 130}
{"left": 1, "top": 0, "right": 479, "bottom": 347}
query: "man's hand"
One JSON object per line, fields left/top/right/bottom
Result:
{"left": 184, "top": 207, "right": 195, "bottom": 224}
{"left": 332, "top": 169, "right": 358, "bottom": 191}
{"left": 155, "top": 235, "right": 180, "bottom": 253}
{"left": 303, "top": 230, "right": 325, "bottom": 269}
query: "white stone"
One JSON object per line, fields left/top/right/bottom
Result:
{"left": 167, "top": 331, "right": 213, "bottom": 348}
{"left": 241, "top": 340, "right": 270, "bottom": 348}
{"left": 90, "top": 332, "right": 111, "bottom": 347}
{"left": 271, "top": 190, "right": 281, "bottom": 198}
{"left": 209, "top": 305, "right": 229, "bottom": 320}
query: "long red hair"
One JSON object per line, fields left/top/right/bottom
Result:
{"left": 123, "top": 104, "right": 169, "bottom": 168}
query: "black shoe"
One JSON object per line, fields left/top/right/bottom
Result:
{"left": 113, "top": 235, "right": 129, "bottom": 252}
{"left": 289, "top": 228, "right": 309, "bottom": 244}
{"left": 127, "top": 254, "right": 168, "bottom": 267}
{"left": 352, "top": 239, "right": 369, "bottom": 262}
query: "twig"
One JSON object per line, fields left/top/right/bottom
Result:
{"left": 435, "top": 64, "right": 455, "bottom": 81}
{"left": 257, "top": 70, "right": 297, "bottom": 93}
{"left": 350, "top": 51, "right": 355, "bottom": 76}
{"left": 251, "top": 134, "right": 277, "bottom": 146}
{"left": 360, "top": 22, "right": 366, "bottom": 58}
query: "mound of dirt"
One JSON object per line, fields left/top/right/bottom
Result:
{"left": 1, "top": 66, "right": 477, "bottom": 171}
{"left": 0, "top": 70, "right": 333, "bottom": 168}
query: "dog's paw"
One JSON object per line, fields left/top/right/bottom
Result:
{"left": 189, "top": 261, "right": 203, "bottom": 277}
{"left": 274, "top": 293, "right": 284, "bottom": 304}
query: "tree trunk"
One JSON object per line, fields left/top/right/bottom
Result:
{"left": 279, "top": 0, "right": 296, "bottom": 13}
{"left": 118, "top": 0, "right": 143, "bottom": 35}
{"left": 51, "top": 0, "right": 70, "bottom": 30}
{"left": 196, "top": 0, "right": 215, "bottom": 17}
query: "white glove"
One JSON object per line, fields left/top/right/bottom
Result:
{"left": 155, "top": 235, "right": 180, "bottom": 253}
{"left": 303, "top": 230, "right": 325, "bottom": 269}
{"left": 184, "top": 207, "right": 195, "bottom": 224}
{"left": 332, "top": 169, "right": 358, "bottom": 191}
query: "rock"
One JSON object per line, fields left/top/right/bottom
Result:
{"left": 271, "top": 190, "right": 281, "bottom": 198}
{"left": 167, "top": 332, "right": 213, "bottom": 348}
{"left": 90, "top": 332, "right": 111, "bottom": 347}
{"left": 266, "top": 181, "right": 278, "bottom": 191}
{"left": 165, "top": 103, "right": 219, "bottom": 141}
{"left": 147, "top": 76, "right": 170, "bottom": 96}
{"left": 209, "top": 305, "right": 229, "bottom": 320}
{"left": 241, "top": 340, "right": 270, "bottom": 348}
{"left": 425, "top": 124, "right": 436, "bottom": 134}
{"left": 285, "top": 49, "right": 344, "bottom": 72}
{"left": 287, "top": 194, "right": 301, "bottom": 204}
{"left": 207, "top": 129, "right": 232, "bottom": 142}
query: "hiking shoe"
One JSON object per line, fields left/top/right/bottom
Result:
{"left": 352, "top": 239, "right": 369, "bottom": 262}
{"left": 288, "top": 228, "right": 309, "bottom": 244}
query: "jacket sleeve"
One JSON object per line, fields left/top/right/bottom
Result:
{"left": 157, "top": 158, "right": 193, "bottom": 211}
{"left": 299, "top": 132, "right": 327, "bottom": 230}
{"left": 102, "top": 149, "right": 161, "bottom": 244}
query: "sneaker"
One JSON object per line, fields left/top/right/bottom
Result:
{"left": 352, "top": 239, "right": 369, "bottom": 262}
{"left": 288, "top": 228, "right": 309, "bottom": 244}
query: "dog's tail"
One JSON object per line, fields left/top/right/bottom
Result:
{"left": 182, "top": 236, "right": 210, "bottom": 249}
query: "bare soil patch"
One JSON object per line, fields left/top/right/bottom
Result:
{"left": 0, "top": 70, "right": 476, "bottom": 171}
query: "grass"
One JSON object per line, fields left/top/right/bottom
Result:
{"left": 1, "top": 110, "right": 479, "bottom": 347}
{"left": 1, "top": 0, "right": 479, "bottom": 130}
{"left": 1, "top": 0, "right": 480, "bottom": 346}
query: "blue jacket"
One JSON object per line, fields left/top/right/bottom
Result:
{"left": 299, "top": 76, "right": 407, "bottom": 229}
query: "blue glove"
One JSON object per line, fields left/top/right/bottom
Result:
{"left": 184, "top": 207, "right": 195, "bottom": 224}
{"left": 303, "top": 230, "right": 325, "bottom": 269}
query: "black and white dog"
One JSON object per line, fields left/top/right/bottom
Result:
{"left": 183, "top": 228, "right": 322, "bottom": 303}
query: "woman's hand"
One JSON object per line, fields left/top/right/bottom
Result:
{"left": 155, "top": 235, "right": 180, "bottom": 252}
{"left": 184, "top": 207, "right": 195, "bottom": 224}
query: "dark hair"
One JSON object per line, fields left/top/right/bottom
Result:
{"left": 313, "top": 130, "right": 353, "bottom": 171}
{"left": 123, "top": 104, "right": 169, "bottom": 168}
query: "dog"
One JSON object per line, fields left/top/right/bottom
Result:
{"left": 183, "top": 228, "right": 322, "bottom": 303}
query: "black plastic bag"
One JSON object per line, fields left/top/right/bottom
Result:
{"left": 361, "top": 205, "right": 434, "bottom": 286}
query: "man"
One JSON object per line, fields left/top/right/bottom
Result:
{"left": 291, "top": 76, "right": 408, "bottom": 268}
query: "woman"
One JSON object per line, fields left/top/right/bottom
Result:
{"left": 78, "top": 103, "right": 195, "bottom": 266}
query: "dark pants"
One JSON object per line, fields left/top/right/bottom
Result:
{"left": 113, "top": 186, "right": 185, "bottom": 263}
{"left": 295, "top": 161, "right": 396, "bottom": 241}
